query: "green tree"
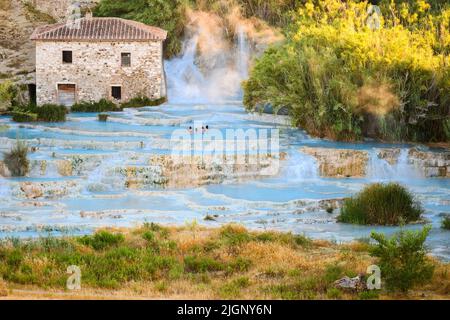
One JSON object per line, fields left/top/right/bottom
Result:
{"left": 370, "top": 226, "right": 435, "bottom": 293}
{"left": 94, "top": 0, "right": 187, "bottom": 58}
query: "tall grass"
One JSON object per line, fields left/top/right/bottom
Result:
{"left": 120, "top": 96, "right": 167, "bottom": 108}
{"left": 71, "top": 99, "right": 122, "bottom": 112}
{"left": 338, "top": 183, "right": 423, "bottom": 225}
{"left": 3, "top": 140, "right": 29, "bottom": 177}
{"left": 12, "top": 104, "right": 67, "bottom": 122}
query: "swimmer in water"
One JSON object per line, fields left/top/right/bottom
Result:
{"left": 188, "top": 126, "right": 193, "bottom": 134}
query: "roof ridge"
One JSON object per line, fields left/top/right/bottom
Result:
{"left": 30, "top": 17, "right": 167, "bottom": 41}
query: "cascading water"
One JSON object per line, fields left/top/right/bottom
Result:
{"left": 85, "top": 155, "right": 125, "bottom": 193}
{"left": 237, "top": 25, "right": 250, "bottom": 80}
{"left": 284, "top": 150, "right": 318, "bottom": 181}
{"left": 368, "top": 148, "right": 422, "bottom": 181}
{"left": 165, "top": 24, "right": 252, "bottom": 103}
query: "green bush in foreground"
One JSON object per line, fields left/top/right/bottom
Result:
{"left": 338, "top": 183, "right": 423, "bottom": 225}
{"left": 71, "top": 99, "right": 122, "bottom": 112}
{"left": 12, "top": 104, "right": 67, "bottom": 122}
{"left": 3, "top": 140, "right": 29, "bottom": 177}
{"left": 442, "top": 216, "right": 450, "bottom": 230}
{"left": 370, "top": 226, "right": 434, "bottom": 293}
{"left": 121, "top": 96, "right": 167, "bottom": 108}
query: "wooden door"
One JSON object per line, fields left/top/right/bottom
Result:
{"left": 58, "top": 84, "right": 76, "bottom": 106}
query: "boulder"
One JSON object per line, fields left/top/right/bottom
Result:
{"left": 334, "top": 275, "right": 367, "bottom": 291}
{"left": 20, "top": 182, "right": 43, "bottom": 199}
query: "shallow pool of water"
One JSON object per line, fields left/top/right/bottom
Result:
{"left": 0, "top": 102, "right": 449, "bottom": 260}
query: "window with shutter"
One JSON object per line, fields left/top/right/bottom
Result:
{"left": 121, "top": 53, "right": 131, "bottom": 67}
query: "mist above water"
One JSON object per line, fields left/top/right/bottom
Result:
{"left": 165, "top": 10, "right": 266, "bottom": 104}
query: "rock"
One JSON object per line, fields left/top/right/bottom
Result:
{"left": 334, "top": 275, "right": 367, "bottom": 291}
{"left": 318, "top": 199, "right": 344, "bottom": 211}
{"left": 56, "top": 160, "right": 73, "bottom": 176}
{"left": 0, "top": 161, "right": 11, "bottom": 177}
{"left": 18, "top": 180, "right": 81, "bottom": 199}
{"left": 148, "top": 154, "right": 282, "bottom": 188}
{"left": 20, "top": 182, "right": 44, "bottom": 199}
{"left": 300, "top": 147, "right": 368, "bottom": 178}
{"left": 408, "top": 148, "right": 450, "bottom": 178}
{"left": 377, "top": 148, "right": 401, "bottom": 165}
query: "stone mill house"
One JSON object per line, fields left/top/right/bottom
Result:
{"left": 30, "top": 14, "right": 167, "bottom": 106}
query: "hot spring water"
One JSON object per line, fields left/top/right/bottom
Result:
{"left": 0, "top": 25, "right": 449, "bottom": 260}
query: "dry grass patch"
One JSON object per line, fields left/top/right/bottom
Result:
{"left": 0, "top": 224, "right": 448, "bottom": 300}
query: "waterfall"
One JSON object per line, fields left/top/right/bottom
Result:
{"left": 237, "top": 25, "right": 250, "bottom": 80}
{"left": 165, "top": 24, "right": 252, "bottom": 103}
{"left": 85, "top": 155, "right": 124, "bottom": 192}
{"left": 368, "top": 148, "right": 422, "bottom": 181}
{"left": 284, "top": 150, "right": 318, "bottom": 181}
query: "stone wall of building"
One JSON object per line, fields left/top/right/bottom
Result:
{"left": 35, "top": 40, "right": 166, "bottom": 105}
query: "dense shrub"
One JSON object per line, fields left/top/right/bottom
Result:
{"left": 442, "top": 216, "right": 450, "bottom": 230}
{"left": 3, "top": 140, "right": 29, "bottom": 177}
{"left": 237, "top": 0, "right": 299, "bottom": 27}
{"left": 243, "top": 0, "right": 450, "bottom": 142}
{"left": 78, "top": 231, "right": 125, "bottom": 250}
{"left": 0, "top": 80, "right": 17, "bottom": 112}
{"left": 11, "top": 111, "right": 38, "bottom": 122}
{"left": 12, "top": 104, "right": 67, "bottom": 122}
{"left": 338, "top": 183, "right": 423, "bottom": 225}
{"left": 184, "top": 255, "right": 225, "bottom": 273}
{"left": 71, "top": 99, "right": 122, "bottom": 112}
{"left": 36, "top": 104, "right": 67, "bottom": 122}
{"left": 121, "top": 96, "right": 167, "bottom": 108}
{"left": 94, "top": 0, "right": 187, "bottom": 59}
{"left": 370, "top": 226, "right": 435, "bottom": 292}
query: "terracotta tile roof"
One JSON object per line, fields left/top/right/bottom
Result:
{"left": 30, "top": 17, "right": 167, "bottom": 41}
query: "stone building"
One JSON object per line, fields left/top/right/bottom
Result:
{"left": 30, "top": 15, "right": 167, "bottom": 106}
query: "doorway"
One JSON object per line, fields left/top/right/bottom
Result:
{"left": 58, "top": 84, "right": 76, "bottom": 106}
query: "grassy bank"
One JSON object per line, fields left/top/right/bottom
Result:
{"left": 0, "top": 224, "right": 449, "bottom": 300}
